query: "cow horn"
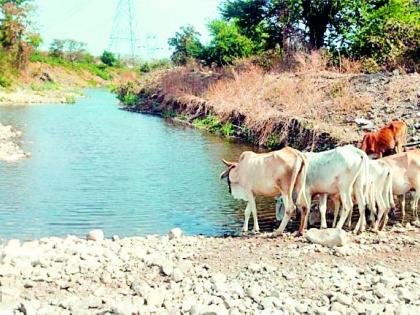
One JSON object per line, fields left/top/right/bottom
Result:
{"left": 219, "top": 170, "right": 229, "bottom": 180}
{"left": 222, "top": 159, "right": 234, "bottom": 166}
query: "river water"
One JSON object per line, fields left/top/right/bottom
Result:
{"left": 0, "top": 90, "right": 276, "bottom": 240}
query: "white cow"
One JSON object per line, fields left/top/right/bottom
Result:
{"left": 276, "top": 145, "right": 369, "bottom": 233}
{"left": 327, "top": 159, "right": 394, "bottom": 231}
{"left": 366, "top": 159, "right": 395, "bottom": 230}
{"left": 382, "top": 149, "right": 420, "bottom": 224}
{"left": 220, "top": 147, "right": 308, "bottom": 236}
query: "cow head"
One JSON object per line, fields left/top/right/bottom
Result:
{"left": 220, "top": 159, "right": 238, "bottom": 194}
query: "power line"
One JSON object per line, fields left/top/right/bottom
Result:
{"left": 108, "top": 0, "right": 139, "bottom": 64}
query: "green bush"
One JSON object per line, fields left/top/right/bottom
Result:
{"left": 138, "top": 59, "right": 172, "bottom": 73}
{"left": 101, "top": 50, "right": 117, "bottom": 67}
{"left": 0, "top": 75, "right": 12, "bottom": 87}
{"left": 30, "top": 82, "right": 60, "bottom": 91}
{"left": 361, "top": 58, "right": 381, "bottom": 74}
{"left": 222, "top": 122, "right": 235, "bottom": 137}
{"left": 201, "top": 20, "right": 256, "bottom": 66}
{"left": 122, "top": 92, "right": 138, "bottom": 106}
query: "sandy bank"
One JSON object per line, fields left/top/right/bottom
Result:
{"left": 0, "top": 123, "right": 29, "bottom": 162}
{"left": 0, "top": 226, "right": 419, "bottom": 314}
{"left": 0, "top": 88, "right": 81, "bottom": 106}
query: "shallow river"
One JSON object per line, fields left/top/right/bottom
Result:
{"left": 0, "top": 90, "right": 276, "bottom": 240}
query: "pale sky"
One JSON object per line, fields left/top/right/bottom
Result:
{"left": 33, "top": 0, "right": 222, "bottom": 59}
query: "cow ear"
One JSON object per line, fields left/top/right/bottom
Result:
{"left": 222, "top": 159, "right": 234, "bottom": 166}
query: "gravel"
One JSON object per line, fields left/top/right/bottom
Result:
{"left": 0, "top": 226, "right": 419, "bottom": 314}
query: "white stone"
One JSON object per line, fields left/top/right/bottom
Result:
{"left": 86, "top": 229, "right": 104, "bottom": 242}
{"left": 168, "top": 228, "right": 183, "bottom": 240}
{"left": 161, "top": 260, "right": 174, "bottom": 276}
{"left": 172, "top": 268, "right": 184, "bottom": 282}
{"left": 306, "top": 228, "right": 349, "bottom": 247}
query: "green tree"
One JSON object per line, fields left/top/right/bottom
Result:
{"left": 346, "top": 0, "right": 420, "bottom": 66}
{"left": 66, "top": 39, "right": 86, "bottom": 62}
{"left": 168, "top": 25, "right": 203, "bottom": 65}
{"left": 101, "top": 50, "right": 117, "bottom": 66}
{"left": 49, "top": 39, "right": 65, "bottom": 58}
{"left": 202, "top": 20, "right": 256, "bottom": 66}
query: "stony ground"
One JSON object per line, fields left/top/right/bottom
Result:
{"left": 0, "top": 123, "right": 29, "bottom": 162}
{"left": 1, "top": 225, "right": 419, "bottom": 315}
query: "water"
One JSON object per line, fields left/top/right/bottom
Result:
{"left": 0, "top": 89, "right": 275, "bottom": 240}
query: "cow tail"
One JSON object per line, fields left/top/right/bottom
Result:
{"left": 351, "top": 152, "right": 368, "bottom": 202}
{"left": 402, "top": 123, "right": 408, "bottom": 152}
{"left": 291, "top": 150, "right": 308, "bottom": 209}
{"left": 386, "top": 170, "right": 395, "bottom": 209}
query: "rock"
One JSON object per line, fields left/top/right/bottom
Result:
{"left": 333, "top": 293, "right": 352, "bottom": 306}
{"left": 306, "top": 228, "right": 349, "bottom": 247}
{"left": 199, "top": 305, "right": 229, "bottom": 315}
{"left": 161, "top": 260, "right": 174, "bottom": 276}
{"left": 246, "top": 284, "right": 262, "bottom": 301}
{"left": 168, "top": 228, "right": 183, "bottom": 240}
{"left": 355, "top": 118, "right": 375, "bottom": 130}
{"left": 18, "top": 300, "right": 41, "bottom": 315}
{"left": 86, "top": 229, "right": 104, "bottom": 241}
{"left": 261, "top": 297, "right": 281, "bottom": 309}
{"left": 330, "top": 302, "right": 347, "bottom": 313}
{"left": 172, "top": 268, "right": 184, "bottom": 282}
{"left": 146, "top": 288, "right": 166, "bottom": 307}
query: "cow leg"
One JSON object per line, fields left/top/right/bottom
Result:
{"left": 318, "top": 194, "right": 328, "bottom": 229}
{"left": 374, "top": 194, "right": 387, "bottom": 231}
{"left": 249, "top": 195, "right": 259, "bottom": 233}
{"left": 242, "top": 202, "right": 252, "bottom": 233}
{"left": 297, "top": 194, "right": 311, "bottom": 236}
{"left": 401, "top": 194, "right": 406, "bottom": 223}
{"left": 346, "top": 207, "right": 353, "bottom": 229}
{"left": 274, "top": 197, "right": 294, "bottom": 236}
{"left": 332, "top": 196, "right": 341, "bottom": 228}
{"left": 354, "top": 175, "right": 368, "bottom": 234}
{"left": 336, "top": 191, "right": 353, "bottom": 230}
{"left": 412, "top": 192, "right": 419, "bottom": 222}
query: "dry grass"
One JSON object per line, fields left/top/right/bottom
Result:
{"left": 205, "top": 65, "right": 371, "bottom": 136}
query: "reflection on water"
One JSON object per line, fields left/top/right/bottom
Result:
{"left": 0, "top": 89, "right": 277, "bottom": 240}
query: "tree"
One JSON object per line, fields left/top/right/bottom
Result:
{"left": 202, "top": 20, "right": 256, "bottom": 66}
{"left": 0, "top": 0, "right": 37, "bottom": 68}
{"left": 168, "top": 25, "right": 203, "bottom": 65}
{"left": 346, "top": 0, "right": 420, "bottom": 65}
{"left": 49, "top": 39, "right": 65, "bottom": 58}
{"left": 66, "top": 39, "right": 86, "bottom": 62}
{"left": 101, "top": 50, "right": 117, "bottom": 66}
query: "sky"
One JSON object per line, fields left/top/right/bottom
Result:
{"left": 33, "top": 0, "right": 222, "bottom": 59}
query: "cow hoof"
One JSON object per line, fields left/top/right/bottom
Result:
{"left": 271, "top": 231, "right": 282, "bottom": 238}
{"left": 293, "top": 231, "right": 304, "bottom": 237}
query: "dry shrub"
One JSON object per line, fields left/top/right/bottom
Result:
{"left": 206, "top": 65, "right": 372, "bottom": 142}
{"left": 293, "top": 51, "right": 329, "bottom": 73}
{"left": 160, "top": 66, "right": 226, "bottom": 97}
{"left": 338, "top": 57, "right": 362, "bottom": 74}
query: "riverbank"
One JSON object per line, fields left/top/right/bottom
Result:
{"left": 1, "top": 226, "right": 419, "bottom": 314}
{"left": 117, "top": 65, "right": 420, "bottom": 151}
{"left": 0, "top": 123, "right": 28, "bottom": 162}
{"left": 0, "top": 61, "right": 136, "bottom": 106}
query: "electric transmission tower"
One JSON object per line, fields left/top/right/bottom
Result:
{"left": 109, "top": 0, "right": 139, "bottom": 65}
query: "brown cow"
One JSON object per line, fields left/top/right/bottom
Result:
{"left": 361, "top": 120, "right": 407, "bottom": 158}
{"left": 220, "top": 147, "right": 308, "bottom": 236}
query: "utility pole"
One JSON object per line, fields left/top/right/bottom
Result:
{"left": 109, "top": 0, "right": 138, "bottom": 66}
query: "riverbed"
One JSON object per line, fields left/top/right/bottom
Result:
{"left": 0, "top": 89, "right": 275, "bottom": 240}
